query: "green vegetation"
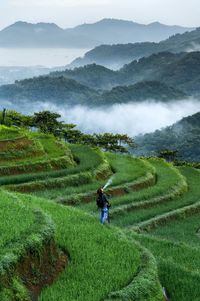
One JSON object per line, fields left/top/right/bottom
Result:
{"left": 1, "top": 124, "right": 200, "bottom": 301}
{"left": 108, "top": 160, "right": 186, "bottom": 225}
{"left": 17, "top": 192, "right": 162, "bottom": 301}
{"left": 123, "top": 167, "right": 200, "bottom": 301}
{"left": 48, "top": 154, "right": 155, "bottom": 207}
{"left": 135, "top": 111, "right": 200, "bottom": 162}
{"left": 0, "top": 189, "right": 54, "bottom": 300}
{"left": 0, "top": 125, "right": 22, "bottom": 140}
{"left": 2, "top": 50, "right": 200, "bottom": 106}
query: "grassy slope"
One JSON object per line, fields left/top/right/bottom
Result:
{"left": 126, "top": 167, "right": 200, "bottom": 301}
{"left": 149, "top": 168, "right": 200, "bottom": 246}
{"left": 0, "top": 127, "right": 169, "bottom": 300}
{"left": 0, "top": 189, "right": 54, "bottom": 300}
{"left": 109, "top": 159, "right": 186, "bottom": 227}
{"left": 19, "top": 193, "right": 145, "bottom": 301}
{"left": 33, "top": 151, "right": 153, "bottom": 201}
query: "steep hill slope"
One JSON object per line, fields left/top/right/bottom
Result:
{"left": 134, "top": 111, "right": 200, "bottom": 162}
{"left": 0, "top": 126, "right": 164, "bottom": 301}
{"left": 0, "top": 77, "right": 186, "bottom": 106}
{"left": 0, "top": 76, "right": 99, "bottom": 105}
{"left": 99, "top": 81, "right": 186, "bottom": 104}
{"left": 58, "top": 52, "right": 200, "bottom": 96}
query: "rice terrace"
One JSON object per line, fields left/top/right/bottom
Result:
{"left": 0, "top": 1, "right": 200, "bottom": 300}
{"left": 0, "top": 117, "right": 199, "bottom": 301}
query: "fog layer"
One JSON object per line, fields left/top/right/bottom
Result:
{"left": 33, "top": 99, "right": 200, "bottom": 136}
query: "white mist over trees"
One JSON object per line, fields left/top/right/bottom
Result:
{"left": 31, "top": 99, "right": 200, "bottom": 136}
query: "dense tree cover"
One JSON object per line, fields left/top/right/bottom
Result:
{"left": 53, "top": 52, "right": 200, "bottom": 96}
{"left": 0, "top": 78, "right": 187, "bottom": 107}
{"left": 1, "top": 51, "right": 200, "bottom": 106}
{"left": 134, "top": 112, "right": 200, "bottom": 162}
{"left": 0, "top": 109, "right": 33, "bottom": 127}
{"left": 0, "top": 76, "right": 99, "bottom": 105}
{"left": 100, "top": 81, "right": 186, "bottom": 104}
{"left": 50, "top": 64, "right": 119, "bottom": 90}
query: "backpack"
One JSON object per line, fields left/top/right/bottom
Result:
{"left": 96, "top": 195, "right": 105, "bottom": 208}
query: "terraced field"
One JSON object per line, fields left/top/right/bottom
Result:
{"left": 1, "top": 125, "right": 200, "bottom": 301}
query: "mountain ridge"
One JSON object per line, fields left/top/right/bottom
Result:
{"left": 69, "top": 27, "right": 200, "bottom": 69}
{"left": 0, "top": 19, "right": 194, "bottom": 48}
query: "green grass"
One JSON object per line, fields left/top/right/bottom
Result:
{"left": 18, "top": 193, "right": 144, "bottom": 301}
{"left": 72, "top": 157, "right": 155, "bottom": 212}
{"left": 106, "top": 153, "right": 155, "bottom": 187}
{"left": 31, "top": 145, "right": 108, "bottom": 198}
{"left": 0, "top": 133, "right": 72, "bottom": 166}
{"left": 124, "top": 167, "right": 200, "bottom": 301}
{"left": 132, "top": 167, "right": 200, "bottom": 232}
{"left": 98, "top": 160, "right": 184, "bottom": 227}
{"left": 128, "top": 232, "right": 200, "bottom": 301}
{"left": 33, "top": 133, "right": 68, "bottom": 158}
{"left": 153, "top": 213, "right": 200, "bottom": 246}
{"left": 0, "top": 125, "right": 22, "bottom": 140}
{"left": 0, "top": 189, "right": 54, "bottom": 273}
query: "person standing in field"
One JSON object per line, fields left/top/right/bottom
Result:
{"left": 96, "top": 188, "right": 110, "bottom": 224}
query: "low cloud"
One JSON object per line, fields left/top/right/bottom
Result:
{"left": 29, "top": 99, "right": 200, "bottom": 136}
{"left": 186, "top": 42, "right": 200, "bottom": 52}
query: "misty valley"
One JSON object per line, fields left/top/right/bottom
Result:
{"left": 0, "top": 14, "right": 200, "bottom": 301}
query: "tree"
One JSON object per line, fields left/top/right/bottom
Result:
{"left": 94, "top": 133, "right": 135, "bottom": 153}
{"left": 63, "top": 129, "right": 84, "bottom": 144}
{"left": 33, "top": 111, "right": 62, "bottom": 134}
{"left": 0, "top": 109, "right": 33, "bottom": 127}
{"left": 159, "top": 149, "right": 179, "bottom": 162}
{"left": 2, "top": 108, "right": 6, "bottom": 125}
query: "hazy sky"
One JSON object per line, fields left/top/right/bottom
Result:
{"left": 0, "top": 0, "right": 200, "bottom": 30}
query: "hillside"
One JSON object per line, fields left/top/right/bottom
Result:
{"left": 69, "top": 27, "right": 200, "bottom": 69}
{"left": 99, "top": 81, "right": 186, "bottom": 104}
{"left": 50, "top": 64, "right": 119, "bottom": 90}
{"left": 121, "top": 51, "right": 200, "bottom": 95}
{"left": 0, "top": 19, "right": 192, "bottom": 48}
{"left": 0, "top": 76, "right": 186, "bottom": 106}
{"left": 2, "top": 52, "right": 200, "bottom": 106}
{"left": 134, "top": 111, "right": 200, "bottom": 162}
{"left": 56, "top": 52, "right": 200, "bottom": 96}
{"left": 1, "top": 124, "right": 200, "bottom": 300}
{"left": 0, "top": 125, "right": 164, "bottom": 301}
{"left": 0, "top": 76, "right": 99, "bottom": 105}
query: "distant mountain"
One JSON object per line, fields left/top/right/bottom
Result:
{"left": 0, "top": 76, "right": 99, "bottom": 105}
{"left": 121, "top": 51, "right": 200, "bottom": 96}
{"left": 51, "top": 52, "right": 200, "bottom": 96}
{"left": 0, "top": 21, "right": 96, "bottom": 48}
{"left": 69, "top": 27, "right": 200, "bottom": 69}
{"left": 134, "top": 112, "right": 200, "bottom": 162}
{"left": 0, "top": 77, "right": 186, "bottom": 107}
{"left": 50, "top": 64, "right": 119, "bottom": 90}
{"left": 67, "top": 19, "right": 192, "bottom": 44}
{"left": 0, "top": 19, "right": 193, "bottom": 48}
